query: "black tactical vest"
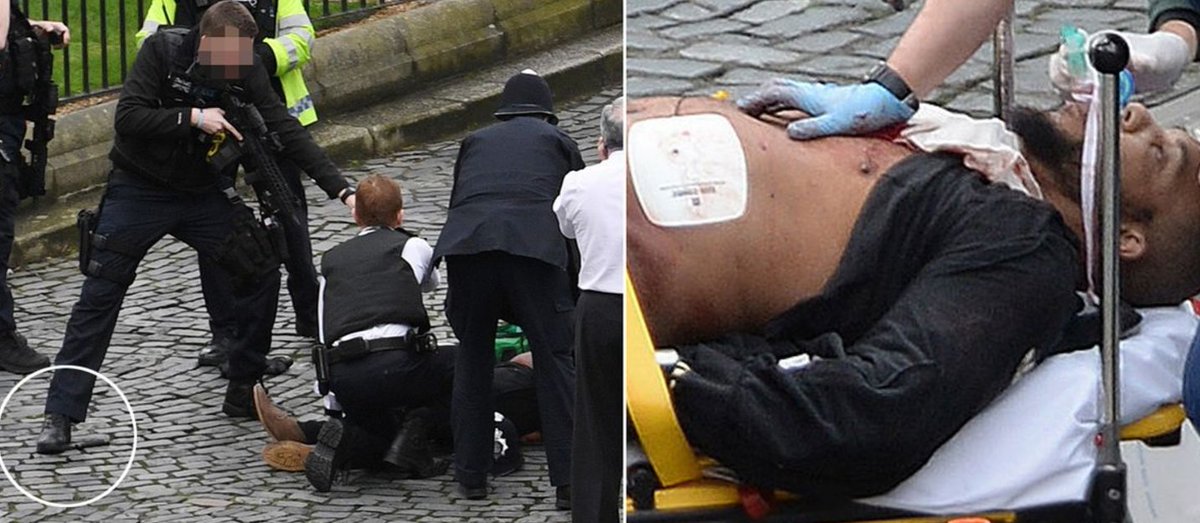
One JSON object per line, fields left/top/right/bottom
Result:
{"left": 321, "top": 228, "right": 432, "bottom": 343}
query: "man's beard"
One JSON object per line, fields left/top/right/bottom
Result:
{"left": 1010, "top": 105, "right": 1083, "bottom": 204}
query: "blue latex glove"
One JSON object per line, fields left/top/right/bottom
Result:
{"left": 736, "top": 78, "right": 917, "bottom": 140}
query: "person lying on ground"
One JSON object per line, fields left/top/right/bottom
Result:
{"left": 626, "top": 94, "right": 1200, "bottom": 498}
{"left": 252, "top": 351, "right": 541, "bottom": 477}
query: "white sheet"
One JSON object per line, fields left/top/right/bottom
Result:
{"left": 863, "top": 302, "right": 1197, "bottom": 513}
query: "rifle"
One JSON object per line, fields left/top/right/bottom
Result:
{"left": 220, "top": 89, "right": 301, "bottom": 224}
{"left": 16, "top": 34, "right": 57, "bottom": 199}
{"left": 219, "top": 88, "right": 301, "bottom": 262}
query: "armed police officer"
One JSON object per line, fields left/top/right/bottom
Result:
{"left": 0, "top": 1, "right": 67, "bottom": 375}
{"left": 138, "top": 0, "right": 326, "bottom": 369}
{"left": 36, "top": 0, "right": 351, "bottom": 454}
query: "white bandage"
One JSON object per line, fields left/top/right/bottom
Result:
{"left": 628, "top": 114, "right": 749, "bottom": 227}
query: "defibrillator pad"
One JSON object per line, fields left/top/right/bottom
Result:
{"left": 629, "top": 113, "right": 748, "bottom": 227}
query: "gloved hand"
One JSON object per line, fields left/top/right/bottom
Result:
{"left": 736, "top": 78, "right": 916, "bottom": 140}
{"left": 1049, "top": 29, "right": 1192, "bottom": 96}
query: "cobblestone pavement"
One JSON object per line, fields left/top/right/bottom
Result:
{"left": 629, "top": 0, "right": 1200, "bottom": 115}
{"left": 0, "top": 86, "right": 621, "bottom": 522}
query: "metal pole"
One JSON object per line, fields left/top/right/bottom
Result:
{"left": 1088, "top": 32, "right": 1130, "bottom": 523}
{"left": 992, "top": 3, "right": 1015, "bottom": 123}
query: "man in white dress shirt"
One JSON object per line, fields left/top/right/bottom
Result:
{"left": 554, "top": 96, "right": 625, "bottom": 523}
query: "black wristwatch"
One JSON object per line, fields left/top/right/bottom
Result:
{"left": 863, "top": 62, "right": 920, "bottom": 111}
{"left": 339, "top": 187, "right": 356, "bottom": 204}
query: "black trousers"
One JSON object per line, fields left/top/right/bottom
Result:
{"left": 446, "top": 252, "right": 575, "bottom": 487}
{"left": 672, "top": 154, "right": 1080, "bottom": 498}
{"left": 199, "top": 158, "right": 318, "bottom": 340}
{"left": 0, "top": 163, "right": 19, "bottom": 337}
{"left": 571, "top": 291, "right": 622, "bottom": 523}
{"left": 44, "top": 172, "right": 279, "bottom": 422}
{"left": 330, "top": 346, "right": 456, "bottom": 461}
{"left": 297, "top": 353, "right": 541, "bottom": 450}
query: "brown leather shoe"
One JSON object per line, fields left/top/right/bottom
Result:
{"left": 254, "top": 384, "right": 304, "bottom": 442}
{"left": 263, "top": 440, "right": 311, "bottom": 472}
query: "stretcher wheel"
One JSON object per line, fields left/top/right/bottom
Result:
{"left": 628, "top": 464, "right": 659, "bottom": 510}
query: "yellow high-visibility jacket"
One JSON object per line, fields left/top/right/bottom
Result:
{"left": 136, "top": 0, "right": 318, "bottom": 126}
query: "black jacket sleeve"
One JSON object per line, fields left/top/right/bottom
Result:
{"left": 562, "top": 133, "right": 586, "bottom": 172}
{"left": 114, "top": 35, "right": 193, "bottom": 140}
{"left": 245, "top": 59, "right": 348, "bottom": 199}
{"left": 254, "top": 42, "right": 278, "bottom": 76}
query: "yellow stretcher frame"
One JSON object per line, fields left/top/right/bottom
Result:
{"left": 624, "top": 271, "right": 1188, "bottom": 521}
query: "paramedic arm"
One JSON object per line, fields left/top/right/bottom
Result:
{"left": 737, "top": 0, "right": 1011, "bottom": 139}
{"left": 1049, "top": 1, "right": 1200, "bottom": 95}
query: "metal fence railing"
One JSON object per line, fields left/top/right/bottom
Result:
{"left": 18, "top": 0, "right": 404, "bottom": 102}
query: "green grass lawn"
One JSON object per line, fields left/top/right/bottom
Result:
{"left": 17, "top": 0, "right": 384, "bottom": 100}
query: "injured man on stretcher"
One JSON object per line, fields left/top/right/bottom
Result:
{"left": 627, "top": 92, "right": 1200, "bottom": 513}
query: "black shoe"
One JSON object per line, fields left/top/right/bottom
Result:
{"left": 0, "top": 331, "right": 49, "bottom": 374}
{"left": 197, "top": 338, "right": 231, "bottom": 367}
{"left": 555, "top": 485, "right": 571, "bottom": 510}
{"left": 222, "top": 379, "right": 258, "bottom": 419}
{"left": 382, "top": 409, "right": 448, "bottom": 478}
{"left": 457, "top": 482, "right": 488, "bottom": 500}
{"left": 36, "top": 413, "right": 72, "bottom": 455}
{"left": 218, "top": 355, "right": 293, "bottom": 379}
{"left": 305, "top": 417, "right": 349, "bottom": 492}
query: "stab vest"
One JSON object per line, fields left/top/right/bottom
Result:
{"left": 321, "top": 228, "right": 431, "bottom": 343}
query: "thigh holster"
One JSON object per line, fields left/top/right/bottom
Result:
{"left": 213, "top": 200, "right": 282, "bottom": 287}
{"left": 76, "top": 208, "right": 138, "bottom": 286}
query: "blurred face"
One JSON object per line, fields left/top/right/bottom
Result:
{"left": 1047, "top": 102, "right": 1200, "bottom": 233}
{"left": 197, "top": 27, "right": 253, "bottom": 80}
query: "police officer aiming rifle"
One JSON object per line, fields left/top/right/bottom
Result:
{"left": 139, "top": 0, "right": 331, "bottom": 369}
{"left": 36, "top": 0, "right": 351, "bottom": 455}
{"left": 0, "top": 0, "right": 67, "bottom": 375}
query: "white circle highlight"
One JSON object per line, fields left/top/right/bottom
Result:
{"left": 0, "top": 364, "right": 138, "bottom": 508}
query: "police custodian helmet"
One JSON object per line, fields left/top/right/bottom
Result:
{"left": 493, "top": 69, "right": 558, "bottom": 125}
{"left": 490, "top": 412, "right": 524, "bottom": 477}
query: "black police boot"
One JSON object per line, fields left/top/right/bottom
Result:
{"left": 196, "top": 338, "right": 231, "bottom": 368}
{"left": 305, "top": 417, "right": 351, "bottom": 492}
{"left": 222, "top": 379, "right": 258, "bottom": 419}
{"left": 383, "top": 409, "right": 448, "bottom": 479}
{"left": 0, "top": 331, "right": 49, "bottom": 374}
{"left": 457, "top": 482, "right": 488, "bottom": 500}
{"left": 218, "top": 355, "right": 293, "bottom": 379}
{"left": 36, "top": 413, "right": 72, "bottom": 455}
{"left": 555, "top": 484, "right": 571, "bottom": 510}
